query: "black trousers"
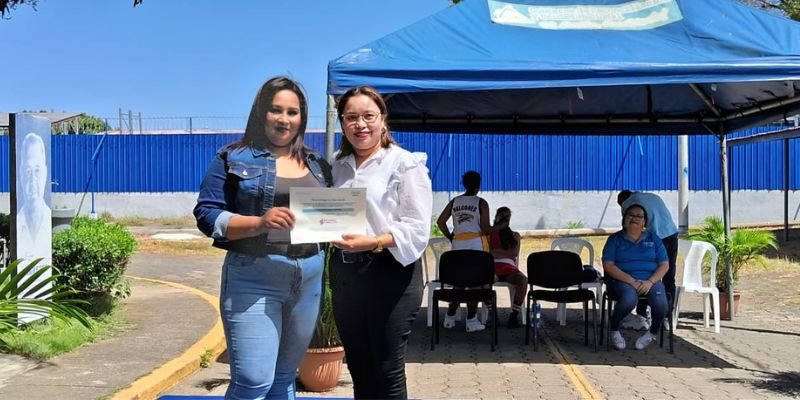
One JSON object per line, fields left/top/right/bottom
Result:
{"left": 662, "top": 233, "right": 679, "bottom": 303}
{"left": 330, "top": 249, "right": 423, "bottom": 400}
{"left": 637, "top": 233, "right": 679, "bottom": 315}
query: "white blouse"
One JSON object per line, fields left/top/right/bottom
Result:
{"left": 332, "top": 144, "right": 433, "bottom": 266}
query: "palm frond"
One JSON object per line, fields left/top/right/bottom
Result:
{"left": 686, "top": 216, "right": 778, "bottom": 290}
{"left": 0, "top": 259, "right": 90, "bottom": 332}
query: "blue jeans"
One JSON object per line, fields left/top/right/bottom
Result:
{"left": 220, "top": 250, "right": 324, "bottom": 400}
{"left": 607, "top": 279, "right": 668, "bottom": 334}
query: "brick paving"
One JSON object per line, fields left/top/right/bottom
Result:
{"left": 5, "top": 226, "right": 799, "bottom": 399}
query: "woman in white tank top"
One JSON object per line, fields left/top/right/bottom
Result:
{"left": 435, "top": 171, "right": 506, "bottom": 332}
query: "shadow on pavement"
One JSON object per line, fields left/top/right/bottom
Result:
{"left": 410, "top": 307, "right": 736, "bottom": 369}
{"left": 716, "top": 370, "right": 800, "bottom": 398}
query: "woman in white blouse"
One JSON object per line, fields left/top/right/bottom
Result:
{"left": 330, "top": 86, "right": 432, "bottom": 400}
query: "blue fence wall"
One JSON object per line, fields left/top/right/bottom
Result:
{"left": 0, "top": 126, "right": 798, "bottom": 193}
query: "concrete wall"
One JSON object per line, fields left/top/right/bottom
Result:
{"left": 2, "top": 190, "right": 799, "bottom": 230}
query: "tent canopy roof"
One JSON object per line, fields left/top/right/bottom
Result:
{"left": 328, "top": 0, "right": 800, "bottom": 134}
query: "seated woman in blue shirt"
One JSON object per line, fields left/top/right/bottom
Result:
{"left": 601, "top": 204, "right": 669, "bottom": 351}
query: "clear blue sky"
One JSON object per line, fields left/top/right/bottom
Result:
{"left": 0, "top": 1, "right": 449, "bottom": 127}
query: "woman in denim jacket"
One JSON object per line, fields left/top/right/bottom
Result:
{"left": 194, "top": 76, "right": 332, "bottom": 400}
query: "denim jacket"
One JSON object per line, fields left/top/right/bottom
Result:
{"left": 194, "top": 142, "right": 333, "bottom": 257}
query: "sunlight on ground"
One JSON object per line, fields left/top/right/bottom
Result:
{"left": 134, "top": 236, "right": 224, "bottom": 257}
{"left": 129, "top": 220, "right": 800, "bottom": 311}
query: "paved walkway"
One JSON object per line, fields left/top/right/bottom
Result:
{"left": 168, "top": 283, "right": 800, "bottom": 400}
{"left": 2, "top": 228, "right": 799, "bottom": 399}
{"left": 0, "top": 276, "right": 216, "bottom": 400}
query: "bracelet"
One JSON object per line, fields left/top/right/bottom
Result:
{"left": 372, "top": 237, "right": 384, "bottom": 253}
{"left": 647, "top": 279, "right": 656, "bottom": 284}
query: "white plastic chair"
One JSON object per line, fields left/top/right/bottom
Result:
{"left": 423, "top": 237, "right": 451, "bottom": 327}
{"left": 550, "top": 237, "right": 603, "bottom": 326}
{"left": 675, "top": 239, "right": 720, "bottom": 333}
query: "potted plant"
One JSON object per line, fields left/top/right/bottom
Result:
{"left": 686, "top": 216, "right": 777, "bottom": 319}
{"left": 297, "top": 250, "right": 344, "bottom": 392}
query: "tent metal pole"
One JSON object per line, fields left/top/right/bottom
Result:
{"left": 325, "top": 95, "right": 337, "bottom": 161}
{"left": 689, "top": 84, "right": 722, "bottom": 117}
{"left": 723, "top": 94, "right": 800, "bottom": 120}
{"left": 785, "top": 138, "right": 790, "bottom": 241}
{"left": 678, "top": 135, "right": 689, "bottom": 234}
{"left": 391, "top": 116, "right": 714, "bottom": 125}
{"left": 720, "top": 131, "right": 735, "bottom": 320}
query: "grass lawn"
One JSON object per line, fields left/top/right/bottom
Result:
{"left": 0, "top": 306, "right": 129, "bottom": 361}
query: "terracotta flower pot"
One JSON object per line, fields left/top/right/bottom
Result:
{"left": 298, "top": 346, "right": 345, "bottom": 392}
{"left": 718, "top": 291, "right": 741, "bottom": 321}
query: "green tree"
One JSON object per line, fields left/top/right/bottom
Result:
{"left": 0, "top": 0, "right": 36, "bottom": 18}
{"left": 52, "top": 114, "right": 108, "bottom": 135}
{"left": 2, "top": 0, "right": 139, "bottom": 17}
{"left": 743, "top": 0, "right": 800, "bottom": 20}
{"left": 3, "top": 0, "right": 799, "bottom": 20}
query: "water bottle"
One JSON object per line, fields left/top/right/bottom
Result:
{"left": 532, "top": 302, "right": 544, "bottom": 328}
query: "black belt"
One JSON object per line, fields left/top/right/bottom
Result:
{"left": 264, "top": 243, "right": 325, "bottom": 259}
{"left": 335, "top": 248, "right": 386, "bottom": 264}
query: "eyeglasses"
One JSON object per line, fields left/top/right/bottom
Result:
{"left": 342, "top": 112, "right": 381, "bottom": 124}
{"left": 625, "top": 214, "right": 645, "bottom": 220}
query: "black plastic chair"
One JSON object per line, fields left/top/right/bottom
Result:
{"left": 431, "top": 249, "right": 498, "bottom": 351}
{"left": 600, "top": 283, "right": 674, "bottom": 353}
{"left": 526, "top": 250, "right": 598, "bottom": 352}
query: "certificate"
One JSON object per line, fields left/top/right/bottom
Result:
{"left": 290, "top": 187, "right": 367, "bottom": 244}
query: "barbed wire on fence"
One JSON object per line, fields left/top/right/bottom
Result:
{"left": 101, "top": 115, "right": 329, "bottom": 134}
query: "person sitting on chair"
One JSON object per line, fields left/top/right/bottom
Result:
{"left": 601, "top": 204, "right": 669, "bottom": 351}
{"left": 489, "top": 207, "right": 528, "bottom": 328}
{"left": 436, "top": 170, "right": 507, "bottom": 332}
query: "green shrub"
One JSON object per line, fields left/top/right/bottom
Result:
{"left": 566, "top": 220, "right": 585, "bottom": 229}
{"left": 307, "top": 249, "right": 342, "bottom": 349}
{"left": 52, "top": 217, "right": 137, "bottom": 309}
{"left": 430, "top": 217, "right": 444, "bottom": 238}
{"left": 0, "top": 213, "right": 9, "bottom": 240}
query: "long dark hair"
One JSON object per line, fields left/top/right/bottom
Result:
{"left": 335, "top": 86, "right": 396, "bottom": 160}
{"left": 495, "top": 207, "right": 517, "bottom": 250}
{"left": 241, "top": 76, "right": 309, "bottom": 163}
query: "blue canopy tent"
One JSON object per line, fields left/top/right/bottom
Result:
{"left": 325, "top": 0, "right": 800, "bottom": 318}
{"left": 328, "top": 0, "right": 800, "bottom": 135}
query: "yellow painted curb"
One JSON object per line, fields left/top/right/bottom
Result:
{"left": 542, "top": 331, "right": 604, "bottom": 400}
{"left": 112, "top": 277, "right": 226, "bottom": 400}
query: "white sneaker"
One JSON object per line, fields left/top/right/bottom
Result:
{"left": 610, "top": 330, "right": 626, "bottom": 350}
{"left": 663, "top": 317, "right": 672, "bottom": 331}
{"left": 639, "top": 315, "right": 651, "bottom": 331}
{"left": 443, "top": 313, "right": 457, "bottom": 329}
{"left": 619, "top": 314, "right": 636, "bottom": 329}
{"left": 465, "top": 316, "right": 486, "bottom": 332}
{"left": 620, "top": 314, "right": 650, "bottom": 331}
{"left": 635, "top": 331, "right": 657, "bottom": 350}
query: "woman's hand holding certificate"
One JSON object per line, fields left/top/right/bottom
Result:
{"left": 289, "top": 187, "right": 367, "bottom": 244}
